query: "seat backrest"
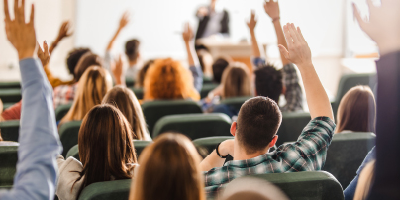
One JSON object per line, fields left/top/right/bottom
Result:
{"left": 78, "top": 179, "right": 132, "bottom": 200}
{"left": 0, "top": 82, "right": 21, "bottom": 89}
{"left": 332, "top": 73, "right": 376, "bottom": 116}
{"left": 0, "top": 89, "right": 22, "bottom": 103}
{"left": 152, "top": 113, "right": 232, "bottom": 140}
{"left": 0, "top": 144, "right": 19, "bottom": 187}
{"left": 220, "top": 96, "right": 252, "bottom": 111}
{"left": 55, "top": 104, "right": 72, "bottom": 122}
{"left": 142, "top": 100, "right": 203, "bottom": 133}
{"left": 275, "top": 112, "right": 311, "bottom": 146}
{"left": 125, "top": 77, "right": 135, "bottom": 88}
{"left": 249, "top": 171, "right": 344, "bottom": 200}
{"left": 66, "top": 141, "right": 152, "bottom": 161}
{"left": 200, "top": 83, "right": 219, "bottom": 99}
{"left": 0, "top": 120, "right": 20, "bottom": 142}
{"left": 130, "top": 87, "right": 144, "bottom": 100}
{"left": 323, "top": 132, "right": 376, "bottom": 189}
{"left": 192, "top": 136, "right": 234, "bottom": 157}
{"left": 59, "top": 121, "right": 82, "bottom": 157}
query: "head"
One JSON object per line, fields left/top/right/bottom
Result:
{"left": 144, "top": 58, "right": 199, "bottom": 100}
{"left": 254, "top": 64, "right": 283, "bottom": 104}
{"left": 336, "top": 86, "right": 376, "bottom": 133}
{"left": 66, "top": 48, "right": 91, "bottom": 78}
{"left": 125, "top": 39, "right": 141, "bottom": 63}
{"left": 212, "top": 57, "right": 230, "bottom": 84}
{"left": 78, "top": 104, "right": 138, "bottom": 194}
{"left": 130, "top": 133, "right": 205, "bottom": 200}
{"left": 102, "top": 86, "right": 150, "bottom": 140}
{"left": 74, "top": 53, "right": 105, "bottom": 82}
{"left": 135, "top": 59, "right": 154, "bottom": 88}
{"left": 61, "top": 66, "right": 113, "bottom": 123}
{"left": 221, "top": 62, "right": 252, "bottom": 99}
{"left": 233, "top": 97, "right": 282, "bottom": 155}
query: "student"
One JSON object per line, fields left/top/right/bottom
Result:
{"left": 134, "top": 59, "right": 154, "bottom": 88}
{"left": 336, "top": 85, "right": 376, "bottom": 133}
{"left": 0, "top": 0, "right": 62, "bottom": 198}
{"left": 102, "top": 86, "right": 151, "bottom": 141}
{"left": 143, "top": 24, "right": 202, "bottom": 101}
{"left": 53, "top": 53, "right": 105, "bottom": 109}
{"left": 212, "top": 57, "right": 231, "bottom": 84}
{"left": 200, "top": 23, "right": 335, "bottom": 198}
{"left": 129, "top": 133, "right": 205, "bottom": 200}
{"left": 249, "top": 1, "right": 303, "bottom": 112}
{"left": 56, "top": 104, "right": 138, "bottom": 199}
{"left": 59, "top": 66, "right": 112, "bottom": 125}
{"left": 197, "top": 49, "right": 214, "bottom": 78}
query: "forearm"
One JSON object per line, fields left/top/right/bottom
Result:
{"left": 250, "top": 30, "right": 262, "bottom": 58}
{"left": 107, "top": 28, "right": 122, "bottom": 51}
{"left": 49, "top": 40, "right": 58, "bottom": 54}
{"left": 185, "top": 41, "right": 199, "bottom": 66}
{"left": 199, "top": 150, "right": 226, "bottom": 171}
{"left": 273, "top": 20, "right": 289, "bottom": 65}
{"left": 298, "top": 64, "right": 333, "bottom": 120}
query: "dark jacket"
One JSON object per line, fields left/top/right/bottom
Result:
{"left": 195, "top": 10, "right": 230, "bottom": 40}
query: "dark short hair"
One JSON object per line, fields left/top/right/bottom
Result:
{"left": 254, "top": 65, "right": 283, "bottom": 104}
{"left": 125, "top": 39, "right": 140, "bottom": 62}
{"left": 135, "top": 59, "right": 154, "bottom": 88}
{"left": 74, "top": 53, "right": 105, "bottom": 82}
{"left": 66, "top": 48, "right": 91, "bottom": 77}
{"left": 212, "top": 58, "right": 230, "bottom": 84}
{"left": 236, "top": 96, "right": 282, "bottom": 154}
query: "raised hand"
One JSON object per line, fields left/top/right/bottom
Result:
{"left": 112, "top": 55, "right": 124, "bottom": 85}
{"left": 182, "top": 23, "right": 194, "bottom": 42}
{"left": 264, "top": 0, "right": 280, "bottom": 20}
{"left": 118, "top": 11, "right": 130, "bottom": 30}
{"left": 37, "top": 41, "right": 50, "bottom": 67}
{"left": 56, "top": 21, "right": 72, "bottom": 41}
{"left": 247, "top": 11, "right": 257, "bottom": 31}
{"left": 353, "top": 0, "right": 400, "bottom": 56}
{"left": 278, "top": 23, "right": 312, "bottom": 68}
{"left": 4, "top": 0, "right": 36, "bottom": 60}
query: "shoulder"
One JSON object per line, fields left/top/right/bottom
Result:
{"left": 56, "top": 155, "right": 84, "bottom": 200}
{"left": 303, "top": 117, "right": 336, "bottom": 135}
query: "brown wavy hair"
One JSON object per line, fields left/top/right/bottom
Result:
{"left": 221, "top": 62, "right": 252, "bottom": 99}
{"left": 336, "top": 85, "right": 376, "bottom": 133}
{"left": 129, "top": 133, "right": 205, "bottom": 200}
{"left": 144, "top": 58, "right": 200, "bottom": 101}
{"left": 102, "top": 86, "right": 151, "bottom": 141}
{"left": 135, "top": 59, "right": 154, "bottom": 88}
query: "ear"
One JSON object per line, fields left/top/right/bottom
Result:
{"left": 269, "top": 135, "right": 278, "bottom": 148}
{"left": 281, "top": 85, "right": 287, "bottom": 95}
{"left": 230, "top": 122, "right": 237, "bottom": 137}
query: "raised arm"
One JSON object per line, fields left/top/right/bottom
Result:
{"left": 278, "top": 23, "right": 333, "bottom": 121}
{"left": 183, "top": 23, "right": 203, "bottom": 92}
{"left": 49, "top": 21, "right": 73, "bottom": 54}
{"left": 106, "top": 12, "right": 129, "bottom": 51}
{"left": 247, "top": 11, "right": 263, "bottom": 58}
{"left": 0, "top": 0, "right": 62, "bottom": 199}
{"left": 264, "top": 0, "right": 289, "bottom": 66}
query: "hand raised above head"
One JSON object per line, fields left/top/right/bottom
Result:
{"left": 37, "top": 41, "right": 50, "bottom": 67}
{"left": 112, "top": 54, "right": 124, "bottom": 85}
{"left": 353, "top": 0, "right": 400, "bottom": 56}
{"left": 4, "top": 0, "right": 37, "bottom": 60}
{"left": 182, "top": 22, "right": 194, "bottom": 42}
{"left": 119, "top": 11, "right": 130, "bottom": 30}
{"left": 246, "top": 10, "right": 257, "bottom": 31}
{"left": 264, "top": 0, "right": 280, "bottom": 20}
{"left": 56, "top": 21, "right": 73, "bottom": 41}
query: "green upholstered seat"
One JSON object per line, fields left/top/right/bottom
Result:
{"left": 220, "top": 96, "right": 252, "bottom": 111}
{"left": 275, "top": 112, "right": 311, "bottom": 146}
{"left": 241, "top": 171, "right": 344, "bottom": 200}
{"left": 0, "top": 82, "right": 21, "bottom": 89}
{"left": 323, "top": 132, "right": 376, "bottom": 188}
{"left": 0, "top": 120, "right": 20, "bottom": 142}
{"left": 58, "top": 121, "right": 82, "bottom": 157}
{"left": 0, "top": 145, "right": 19, "bottom": 187}
{"left": 203, "top": 76, "right": 214, "bottom": 85}
{"left": 192, "top": 136, "right": 234, "bottom": 157}
{"left": 78, "top": 179, "right": 132, "bottom": 200}
{"left": 152, "top": 113, "right": 232, "bottom": 140}
{"left": 200, "top": 83, "right": 219, "bottom": 99}
{"left": 55, "top": 104, "right": 72, "bottom": 122}
{"left": 332, "top": 73, "right": 376, "bottom": 117}
{"left": 66, "top": 141, "right": 152, "bottom": 161}
{"left": 125, "top": 77, "right": 135, "bottom": 88}
{"left": 0, "top": 89, "right": 22, "bottom": 103}
{"left": 142, "top": 100, "right": 203, "bottom": 134}
{"left": 130, "top": 87, "right": 144, "bottom": 100}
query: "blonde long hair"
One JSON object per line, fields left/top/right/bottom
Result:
{"left": 221, "top": 62, "right": 252, "bottom": 99}
{"left": 353, "top": 160, "right": 375, "bottom": 200}
{"left": 102, "top": 86, "right": 151, "bottom": 141}
{"left": 144, "top": 58, "right": 200, "bottom": 101}
{"left": 129, "top": 133, "right": 205, "bottom": 200}
{"left": 60, "top": 66, "right": 112, "bottom": 124}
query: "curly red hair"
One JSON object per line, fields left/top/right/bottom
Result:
{"left": 144, "top": 58, "right": 200, "bottom": 100}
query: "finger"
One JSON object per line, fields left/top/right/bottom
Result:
{"left": 44, "top": 41, "right": 49, "bottom": 54}
{"left": 4, "top": 0, "right": 10, "bottom": 21}
{"left": 278, "top": 44, "right": 289, "bottom": 59}
{"left": 20, "top": 0, "right": 25, "bottom": 23}
{"left": 37, "top": 41, "right": 43, "bottom": 53}
{"left": 289, "top": 23, "right": 301, "bottom": 43}
{"left": 29, "top": 4, "right": 34, "bottom": 25}
{"left": 14, "top": 0, "right": 19, "bottom": 21}
{"left": 283, "top": 24, "right": 294, "bottom": 45}
{"left": 297, "top": 27, "right": 305, "bottom": 42}
{"left": 366, "top": 0, "right": 375, "bottom": 13}
{"left": 352, "top": 3, "right": 366, "bottom": 30}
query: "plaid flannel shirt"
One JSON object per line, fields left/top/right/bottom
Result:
{"left": 204, "top": 117, "right": 336, "bottom": 199}
{"left": 253, "top": 57, "right": 303, "bottom": 112}
{"left": 53, "top": 83, "right": 77, "bottom": 109}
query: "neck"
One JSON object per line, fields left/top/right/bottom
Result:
{"left": 233, "top": 142, "right": 269, "bottom": 161}
{"left": 129, "top": 60, "right": 137, "bottom": 67}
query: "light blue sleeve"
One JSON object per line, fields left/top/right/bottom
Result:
{"left": 189, "top": 65, "right": 203, "bottom": 92}
{"left": 0, "top": 58, "right": 62, "bottom": 200}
